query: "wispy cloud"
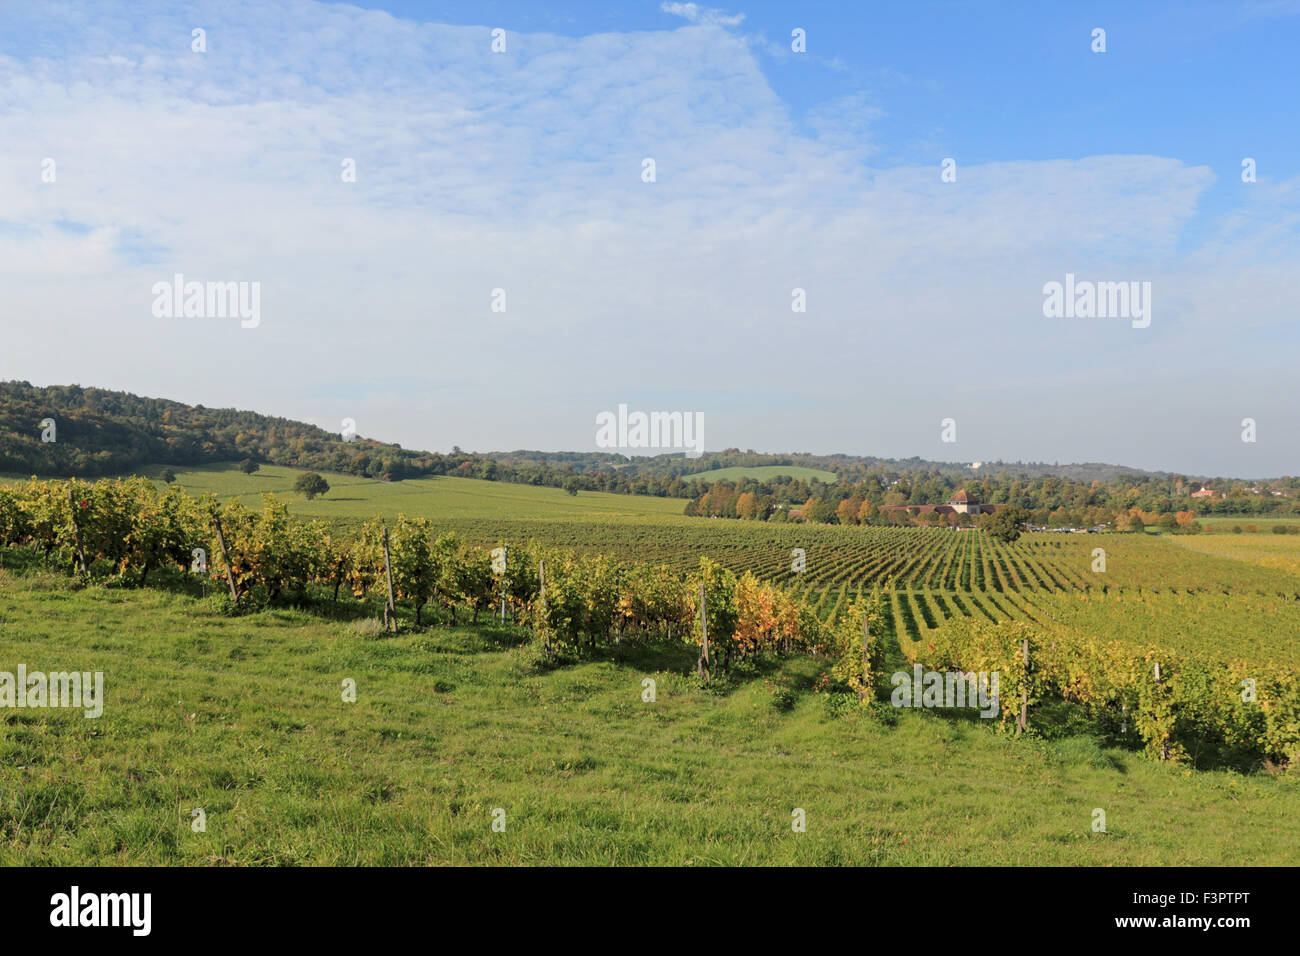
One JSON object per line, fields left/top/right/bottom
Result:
{"left": 660, "top": 3, "right": 746, "bottom": 28}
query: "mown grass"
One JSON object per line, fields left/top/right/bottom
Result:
{"left": 2, "top": 568, "right": 1297, "bottom": 866}
{"left": 1199, "top": 514, "right": 1300, "bottom": 529}
{"left": 136, "top": 462, "right": 689, "bottom": 523}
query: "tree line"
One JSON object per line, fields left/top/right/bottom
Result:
{"left": 682, "top": 471, "right": 1300, "bottom": 529}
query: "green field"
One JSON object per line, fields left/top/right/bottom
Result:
{"left": 1199, "top": 514, "right": 1300, "bottom": 528}
{"left": 676, "top": 464, "right": 838, "bottom": 484}
{"left": 3, "top": 568, "right": 1297, "bottom": 865}
{"left": 139, "top": 463, "right": 688, "bottom": 522}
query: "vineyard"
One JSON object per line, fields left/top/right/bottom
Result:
{"left": 2, "top": 474, "right": 1298, "bottom": 770}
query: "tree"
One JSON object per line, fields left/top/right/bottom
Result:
{"left": 986, "top": 506, "right": 1027, "bottom": 543}
{"left": 563, "top": 477, "right": 580, "bottom": 496}
{"left": 803, "top": 499, "right": 838, "bottom": 524}
{"left": 837, "top": 495, "right": 863, "bottom": 526}
{"left": 161, "top": 468, "right": 176, "bottom": 484}
{"left": 294, "top": 473, "right": 330, "bottom": 500}
{"left": 239, "top": 459, "right": 260, "bottom": 475}
{"left": 735, "top": 491, "right": 760, "bottom": 520}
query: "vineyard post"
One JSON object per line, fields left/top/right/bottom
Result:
{"left": 613, "top": 567, "right": 622, "bottom": 645}
{"left": 327, "top": 531, "right": 343, "bottom": 603}
{"left": 539, "top": 559, "right": 550, "bottom": 660}
{"left": 859, "top": 617, "right": 870, "bottom": 703}
{"left": 65, "top": 488, "right": 88, "bottom": 575}
{"left": 382, "top": 527, "right": 396, "bottom": 632}
{"left": 697, "top": 584, "right": 710, "bottom": 682}
{"left": 211, "top": 510, "right": 239, "bottom": 603}
{"left": 499, "top": 545, "right": 508, "bottom": 625}
{"left": 332, "top": 557, "right": 345, "bottom": 603}
{"left": 1154, "top": 661, "right": 1168, "bottom": 760}
{"left": 1017, "top": 637, "right": 1029, "bottom": 733}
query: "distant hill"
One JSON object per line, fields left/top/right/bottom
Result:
{"left": 482, "top": 448, "right": 1172, "bottom": 484}
{"left": 0, "top": 382, "right": 1278, "bottom": 502}
{"left": 0, "top": 381, "right": 443, "bottom": 480}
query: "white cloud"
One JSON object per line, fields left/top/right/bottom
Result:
{"left": 660, "top": 3, "right": 746, "bottom": 28}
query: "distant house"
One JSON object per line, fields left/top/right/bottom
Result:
{"left": 1191, "top": 487, "right": 1218, "bottom": 499}
{"left": 946, "top": 489, "right": 987, "bottom": 515}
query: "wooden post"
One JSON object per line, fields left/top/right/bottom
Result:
{"left": 1154, "top": 662, "right": 1168, "bottom": 760}
{"left": 66, "top": 488, "right": 89, "bottom": 575}
{"left": 859, "top": 617, "right": 870, "bottom": 703}
{"left": 1017, "top": 637, "right": 1029, "bottom": 733}
{"left": 382, "top": 527, "right": 397, "bottom": 632}
{"left": 697, "top": 584, "right": 710, "bottom": 681}
{"left": 500, "top": 545, "right": 508, "bottom": 624}
{"left": 539, "top": 559, "right": 550, "bottom": 659}
{"left": 613, "top": 567, "right": 623, "bottom": 645}
{"left": 211, "top": 511, "right": 239, "bottom": 602}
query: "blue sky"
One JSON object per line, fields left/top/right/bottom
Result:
{"left": 321, "top": 0, "right": 1300, "bottom": 244}
{"left": 2, "top": 1, "right": 1299, "bottom": 476}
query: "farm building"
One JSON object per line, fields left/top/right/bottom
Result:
{"left": 946, "top": 489, "right": 987, "bottom": 515}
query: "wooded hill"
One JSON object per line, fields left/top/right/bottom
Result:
{"left": 0, "top": 381, "right": 446, "bottom": 481}
{"left": 3, "top": 383, "right": 1296, "bottom": 519}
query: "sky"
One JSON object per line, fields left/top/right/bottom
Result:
{"left": 1, "top": 0, "right": 1298, "bottom": 477}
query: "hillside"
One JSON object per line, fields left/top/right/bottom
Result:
{"left": 0, "top": 381, "right": 438, "bottom": 480}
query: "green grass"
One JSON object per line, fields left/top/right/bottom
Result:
{"left": 682, "top": 464, "right": 838, "bottom": 484}
{"left": 2, "top": 568, "right": 1297, "bottom": 865}
{"left": 1199, "top": 514, "right": 1300, "bottom": 528}
{"left": 134, "top": 463, "right": 691, "bottom": 534}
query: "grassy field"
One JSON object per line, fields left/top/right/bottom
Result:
{"left": 138, "top": 463, "right": 688, "bottom": 522}
{"left": 3, "top": 567, "right": 1297, "bottom": 865}
{"left": 1199, "top": 514, "right": 1300, "bottom": 528}
{"left": 678, "top": 464, "right": 838, "bottom": 484}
